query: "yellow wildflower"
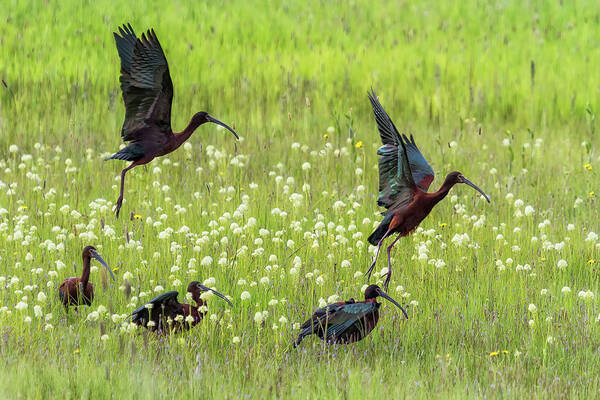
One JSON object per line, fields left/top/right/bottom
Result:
{"left": 584, "top": 163, "right": 592, "bottom": 171}
{"left": 502, "top": 350, "right": 509, "bottom": 354}
{"left": 590, "top": 191, "right": 595, "bottom": 196}
{"left": 73, "top": 349, "right": 80, "bottom": 354}
{"left": 133, "top": 214, "right": 142, "bottom": 220}
{"left": 323, "top": 133, "right": 328, "bottom": 139}
{"left": 355, "top": 141, "right": 363, "bottom": 149}
{"left": 439, "top": 222, "right": 448, "bottom": 227}
{"left": 489, "top": 351, "right": 500, "bottom": 357}
{"left": 588, "top": 259, "right": 595, "bottom": 265}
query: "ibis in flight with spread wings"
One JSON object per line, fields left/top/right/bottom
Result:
{"left": 365, "top": 89, "right": 490, "bottom": 290}
{"left": 106, "top": 24, "right": 239, "bottom": 218}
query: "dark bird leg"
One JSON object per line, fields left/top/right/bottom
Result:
{"left": 115, "top": 162, "right": 138, "bottom": 218}
{"left": 365, "top": 228, "right": 391, "bottom": 281}
{"left": 384, "top": 233, "right": 402, "bottom": 291}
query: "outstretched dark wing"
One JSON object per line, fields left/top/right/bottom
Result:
{"left": 130, "top": 291, "right": 181, "bottom": 329}
{"left": 368, "top": 90, "right": 418, "bottom": 211}
{"left": 401, "top": 134, "right": 435, "bottom": 191}
{"left": 114, "top": 24, "right": 174, "bottom": 144}
{"left": 368, "top": 89, "right": 435, "bottom": 194}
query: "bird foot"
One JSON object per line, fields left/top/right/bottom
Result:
{"left": 383, "top": 271, "right": 391, "bottom": 292}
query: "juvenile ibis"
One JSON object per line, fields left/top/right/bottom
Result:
{"left": 130, "top": 281, "right": 232, "bottom": 333}
{"left": 365, "top": 89, "right": 490, "bottom": 289}
{"left": 107, "top": 24, "right": 239, "bottom": 218}
{"left": 59, "top": 245, "right": 115, "bottom": 313}
{"left": 293, "top": 284, "right": 407, "bottom": 346}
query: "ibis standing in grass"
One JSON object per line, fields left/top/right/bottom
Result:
{"left": 365, "top": 90, "right": 490, "bottom": 290}
{"left": 294, "top": 284, "right": 407, "bottom": 346}
{"left": 107, "top": 24, "right": 239, "bottom": 218}
{"left": 129, "top": 281, "right": 233, "bottom": 333}
{"left": 59, "top": 246, "right": 115, "bottom": 313}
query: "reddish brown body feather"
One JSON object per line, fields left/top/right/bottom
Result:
{"left": 59, "top": 278, "right": 94, "bottom": 307}
{"left": 144, "top": 289, "right": 206, "bottom": 333}
{"left": 388, "top": 188, "right": 446, "bottom": 235}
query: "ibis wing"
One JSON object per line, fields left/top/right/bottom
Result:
{"left": 299, "top": 302, "right": 378, "bottom": 339}
{"left": 130, "top": 291, "right": 181, "bottom": 327}
{"left": 402, "top": 134, "right": 435, "bottom": 191}
{"left": 114, "top": 25, "right": 174, "bottom": 144}
{"left": 321, "top": 302, "right": 379, "bottom": 341}
{"left": 369, "top": 90, "right": 435, "bottom": 194}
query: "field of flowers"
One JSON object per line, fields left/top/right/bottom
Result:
{"left": 1, "top": 1, "right": 599, "bottom": 398}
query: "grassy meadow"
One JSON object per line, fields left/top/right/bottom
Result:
{"left": 1, "top": 0, "right": 600, "bottom": 398}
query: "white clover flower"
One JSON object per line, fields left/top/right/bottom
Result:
{"left": 524, "top": 205, "right": 534, "bottom": 216}
{"left": 9, "top": 144, "right": 19, "bottom": 153}
{"left": 528, "top": 304, "right": 537, "bottom": 313}
{"left": 87, "top": 311, "right": 99, "bottom": 321}
{"left": 279, "top": 316, "right": 288, "bottom": 324}
{"left": 15, "top": 302, "right": 27, "bottom": 311}
{"left": 34, "top": 305, "right": 43, "bottom": 318}
{"left": 232, "top": 336, "right": 241, "bottom": 344}
{"left": 203, "top": 277, "right": 216, "bottom": 287}
{"left": 585, "top": 232, "right": 598, "bottom": 242}
{"left": 241, "top": 291, "right": 251, "bottom": 300}
{"left": 562, "top": 286, "right": 571, "bottom": 294}
{"left": 410, "top": 300, "right": 418, "bottom": 307}
{"left": 540, "top": 289, "right": 548, "bottom": 296}
{"left": 268, "top": 299, "right": 279, "bottom": 307}
{"left": 327, "top": 294, "right": 340, "bottom": 303}
{"left": 37, "top": 292, "right": 47, "bottom": 303}
{"left": 567, "top": 224, "right": 575, "bottom": 231}
{"left": 556, "top": 259, "right": 567, "bottom": 269}
{"left": 260, "top": 277, "right": 270, "bottom": 285}
{"left": 318, "top": 298, "right": 327, "bottom": 308}
{"left": 254, "top": 312, "right": 265, "bottom": 324}
{"left": 546, "top": 336, "right": 554, "bottom": 345}
{"left": 302, "top": 162, "right": 311, "bottom": 171}
{"left": 315, "top": 276, "right": 324, "bottom": 285}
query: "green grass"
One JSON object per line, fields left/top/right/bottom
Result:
{"left": 1, "top": 0, "right": 600, "bottom": 398}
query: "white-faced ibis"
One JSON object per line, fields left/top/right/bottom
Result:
{"left": 59, "top": 246, "right": 115, "bottom": 313}
{"left": 106, "top": 24, "right": 239, "bottom": 218}
{"left": 365, "top": 90, "right": 490, "bottom": 290}
{"left": 129, "top": 281, "right": 233, "bottom": 333}
{"left": 294, "top": 284, "right": 407, "bottom": 347}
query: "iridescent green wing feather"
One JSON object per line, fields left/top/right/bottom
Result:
{"left": 368, "top": 90, "right": 417, "bottom": 211}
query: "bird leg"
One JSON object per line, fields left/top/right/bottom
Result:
{"left": 365, "top": 228, "right": 392, "bottom": 281}
{"left": 384, "top": 234, "right": 402, "bottom": 291}
{"left": 115, "top": 162, "right": 137, "bottom": 218}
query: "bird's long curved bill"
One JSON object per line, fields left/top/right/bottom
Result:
{"left": 199, "top": 284, "right": 233, "bottom": 306}
{"left": 463, "top": 178, "right": 490, "bottom": 203}
{"left": 92, "top": 252, "right": 115, "bottom": 281}
{"left": 377, "top": 289, "right": 409, "bottom": 320}
{"left": 207, "top": 116, "right": 239, "bottom": 139}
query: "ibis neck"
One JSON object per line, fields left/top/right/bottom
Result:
{"left": 192, "top": 292, "right": 204, "bottom": 309}
{"left": 428, "top": 178, "right": 457, "bottom": 205}
{"left": 174, "top": 118, "right": 204, "bottom": 146}
{"left": 81, "top": 255, "right": 91, "bottom": 286}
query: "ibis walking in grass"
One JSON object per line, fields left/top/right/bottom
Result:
{"left": 293, "top": 284, "right": 407, "bottom": 346}
{"left": 107, "top": 24, "right": 239, "bottom": 218}
{"left": 365, "top": 90, "right": 490, "bottom": 290}
{"left": 59, "top": 246, "right": 115, "bottom": 313}
{"left": 129, "top": 281, "right": 232, "bottom": 333}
